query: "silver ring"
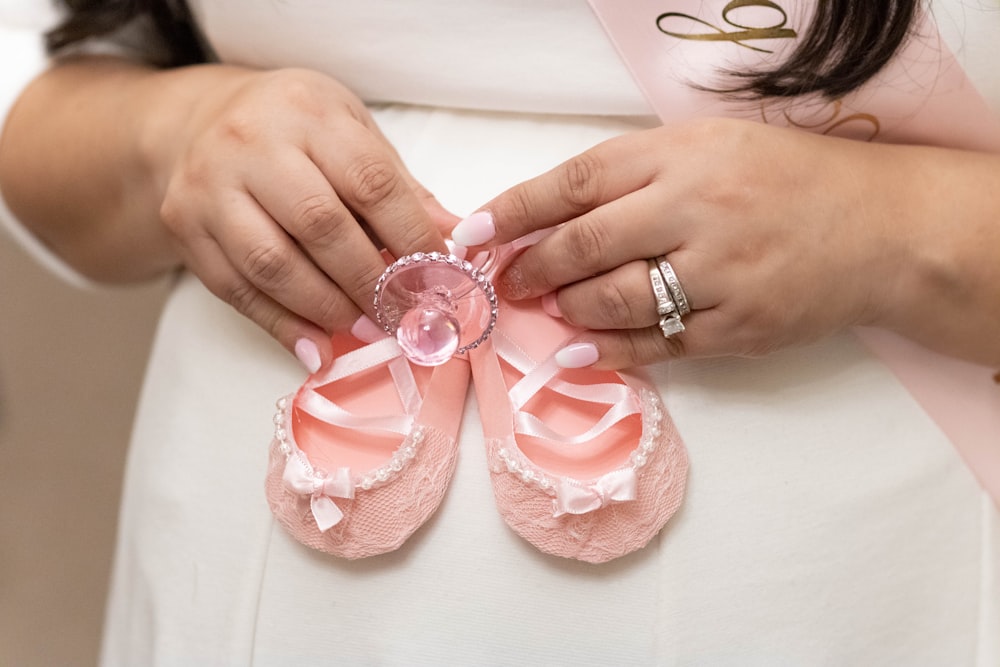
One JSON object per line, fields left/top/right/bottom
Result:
{"left": 655, "top": 256, "right": 690, "bottom": 316}
{"left": 647, "top": 259, "right": 676, "bottom": 316}
{"left": 648, "top": 258, "right": 685, "bottom": 339}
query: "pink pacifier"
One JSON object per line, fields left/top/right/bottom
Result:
{"left": 373, "top": 251, "right": 498, "bottom": 366}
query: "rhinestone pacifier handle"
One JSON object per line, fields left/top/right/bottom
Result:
{"left": 373, "top": 252, "right": 499, "bottom": 366}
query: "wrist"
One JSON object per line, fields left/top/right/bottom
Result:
{"left": 858, "top": 144, "right": 1000, "bottom": 364}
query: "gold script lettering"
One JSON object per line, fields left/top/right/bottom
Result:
{"left": 657, "top": 0, "right": 797, "bottom": 53}
{"left": 761, "top": 100, "right": 881, "bottom": 142}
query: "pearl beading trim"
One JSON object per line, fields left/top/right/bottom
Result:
{"left": 373, "top": 251, "right": 500, "bottom": 354}
{"left": 492, "top": 390, "right": 665, "bottom": 495}
{"left": 272, "top": 395, "right": 425, "bottom": 492}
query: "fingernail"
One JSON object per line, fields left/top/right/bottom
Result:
{"left": 445, "top": 238, "right": 468, "bottom": 260}
{"left": 541, "top": 292, "right": 562, "bottom": 318}
{"left": 500, "top": 265, "right": 530, "bottom": 300}
{"left": 451, "top": 211, "right": 495, "bottom": 247}
{"left": 350, "top": 314, "right": 388, "bottom": 343}
{"left": 555, "top": 342, "right": 599, "bottom": 369}
{"left": 294, "top": 338, "right": 322, "bottom": 373}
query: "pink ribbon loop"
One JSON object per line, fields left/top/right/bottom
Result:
{"left": 283, "top": 455, "right": 355, "bottom": 532}
{"left": 553, "top": 468, "right": 638, "bottom": 517}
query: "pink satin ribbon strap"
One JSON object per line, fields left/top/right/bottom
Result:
{"left": 350, "top": 316, "right": 422, "bottom": 415}
{"left": 516, "top": 397, "right": 639, "bottom": 447}
{"left": 506, "top": 352, "right": 636, "bottom": 412}
{"left": 498, "top": 329, "right": 633, "bottom": 408}
{"left": 298, "top": 389, "right": 415, "bottom": 436}
{"left": 297, "top": 334, "right": 421, "bottom": 435}
{"left": 493, "top": 332, "right": 642, "bottom": 445}
{"left": 313, "top": 336, "right": 403, "bottom": 384}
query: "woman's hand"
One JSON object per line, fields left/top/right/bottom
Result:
{"left": 1, "top": 58, "right": 456, "bottom": 370}
{"left": 148, "top": 66, "right": 456, "bottom": 368}
{"left": 453, "top": 117, "right": 1000, "bottom": 369}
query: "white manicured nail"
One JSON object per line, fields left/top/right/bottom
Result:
{"left": 294, "top": 338, "right": 322, "bottom": 373}
{"left": 555, "top": 342, "right": 599, "bottom": 368}
{"left": 450, "top": 211, "right": 495, "bottom": 246}
{"left": 350, "top": 314, "right": 387, "bottom": 343}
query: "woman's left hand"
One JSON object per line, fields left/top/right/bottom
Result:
{"left": 454, "top": 117, "right": 1000, "bottom": 369}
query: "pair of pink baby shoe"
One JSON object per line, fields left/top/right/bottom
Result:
{"left": 265, "top": 283, "right": 688, "bottom": 564}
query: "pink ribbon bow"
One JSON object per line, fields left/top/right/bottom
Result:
{"left": 553, "top": 468, "right": 638, "bottom": 517}
{"left": 282, "top": 455, "right": 355, "bottom": 532}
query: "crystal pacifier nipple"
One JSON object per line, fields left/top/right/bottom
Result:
{"left": 373, "top": 252, "right": 498, "bottom": 366}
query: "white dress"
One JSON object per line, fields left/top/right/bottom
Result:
{"left": 1, "top": 2, "right": 997, "bottom": 665}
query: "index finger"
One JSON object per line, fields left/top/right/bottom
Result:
{"left": 456, "top": 131, "right": 656, "bottom": 248}
{"left": 311, "top": 120, "right": 448, "bottom": 261}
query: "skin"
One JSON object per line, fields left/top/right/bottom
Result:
{"left": 2, "top": 58, "right": 998, "bottom": 373}
{"left": 471, "top": 118, "right": 1000, "bottom": 370}
{"left": 0, "top": 56, "right": 458, "bottom": 368}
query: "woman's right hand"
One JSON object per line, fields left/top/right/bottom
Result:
{"left": 145, "top": 65, "right": 455, "bottom": 369}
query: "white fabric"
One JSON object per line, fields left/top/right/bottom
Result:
{"left": 0, "top": 2, "right": 996, "bottom": 665}
{"left": 933, "top": 0, "right": 1000, "bottom": 113}
{"left": 189, "top": 0, "right": 655, "bottom": 116}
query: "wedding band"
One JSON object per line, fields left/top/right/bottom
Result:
{"left": 647, "top": 259, "right": 676, "bottom": 316}
{"left": 655, "top": 256, "right": 690, "bottom": 316}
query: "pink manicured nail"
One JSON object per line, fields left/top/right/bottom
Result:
{"left": 541, "top": 292, "right": 562, "bottom": 319}
{"left": 294, "top": 338, "right": 322, "bottom": 373}
{"left": 350, "top": 314, "right": 388, "bottom": 343}
{"left": 450, "top": 211, "right": 495, "bottom": 246}
{"left": 555, "top": 342, "right": 599, "bottom": 369}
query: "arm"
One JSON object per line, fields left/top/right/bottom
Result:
{"left": 0, "top": 55, "right": 457, "bottom": 368}
{"left": 1, "top": 56, "right": 226, "bottom": 281}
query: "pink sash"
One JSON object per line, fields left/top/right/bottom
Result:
{"left": 588, "top": 0, "right": 1000, "bottom": 503}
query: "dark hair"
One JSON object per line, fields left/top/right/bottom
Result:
{"left": 46, "top": 0, "right": 921, "bottom": 99}
{"left": 724, "top": 0, "right": 921, "bottom": 99}
{"left": 46, "top": 0, "right": 206, "bottom": 66}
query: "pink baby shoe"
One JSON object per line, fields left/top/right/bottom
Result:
{"left": 469, "top": 297, "right": 688, "bottom": 564}
{"left": 266, "top": 318, "right": 470, "bottom": 559}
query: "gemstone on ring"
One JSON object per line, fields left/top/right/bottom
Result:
{"left": 659, "top": 313, "right": 685, "bottom": 337}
